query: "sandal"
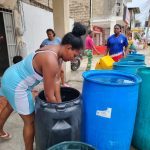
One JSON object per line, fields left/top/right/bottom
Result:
{"left": 0, "top": 131, "right": 12, "bottom": 140}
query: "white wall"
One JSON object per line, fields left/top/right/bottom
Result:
{"left": 22, "top": 2, "right": 53, "bottom": 54}
{"left": 69, "top": 18, "right": 74, "bottom": 31}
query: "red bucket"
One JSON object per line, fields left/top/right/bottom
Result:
{"left": 93, "top": 46, "right": 107, "bottom": 55}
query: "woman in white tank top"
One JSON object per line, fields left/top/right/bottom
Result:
{"left": 0, "top": 22, "right": 86, "bottom": 150}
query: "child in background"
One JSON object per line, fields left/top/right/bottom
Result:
{"left": 128, "top": 36, "right": 137, "bottom": 54}
{"left": 13, "top": 56, "right": 23, "bottom": 64}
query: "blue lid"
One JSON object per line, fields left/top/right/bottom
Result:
{"left": 82, "top": 70, "right": 141, "bottom": 86}
{"left": 114, "top": 61, "right": 146, "bottom": 66}
{"left": 127, "top": 54, "right": 145, "bottom": 57}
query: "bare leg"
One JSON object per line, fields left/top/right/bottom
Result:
{"left": 0, "top": 102, "right": 13, "bottom": 135}
{"left": 60, "top": 67, "right": 65, "bottom": 85}
{"left": 20, "top": 113, "right": 35, "bottom": 150}
{"left": 60, "top": 67, "right": 69, "bottom": 87}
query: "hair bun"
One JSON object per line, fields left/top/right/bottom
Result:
{"left": 72, "top": 22, "right": 86, "bottom": 37}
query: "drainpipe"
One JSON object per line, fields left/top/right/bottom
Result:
{"left": 90, "top": 0, "right": 92, "bottom": 29}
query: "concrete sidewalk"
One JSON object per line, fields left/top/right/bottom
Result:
{"left": 0, "top": 47, "right": 150, "bottom": 150}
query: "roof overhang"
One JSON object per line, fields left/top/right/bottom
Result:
{"left": 91, "top": 17, "right": 124, "bottom": 28}
{"left": 128, "top": 7, "right": 140, "bottom": 14}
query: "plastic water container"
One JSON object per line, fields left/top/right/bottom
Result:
{"left": 47, "top": 141, "right": 96, "bottom": 150}
{"left": 95, "top": 55, "right": 114, "bottom": 70}
{"left": 113, "top": 61, "right": 146, "bottom": 74}
{"left": 123, "top": 54, "right": 145, "bottom": 61}
{"left": 82, "top": 70, "right": 141, "bottom": 150}
{"left": 35, "top": 87, "right": 81, "bottom": 150}
{"left": 120, "top": 58, "right": 145, "bottom": 63}
{"left": 132, "top": 67, "right": 150, "bottom": 150}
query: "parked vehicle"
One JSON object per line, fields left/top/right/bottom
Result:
{"left": 147, "top": 37, "right": 150, "bottom": 45}
{"left": 71, "top": 54, "right": 82, "bottom": 71}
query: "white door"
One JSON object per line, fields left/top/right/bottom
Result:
{"left": 3, "top": 11, "right": 16, "bottom": 65}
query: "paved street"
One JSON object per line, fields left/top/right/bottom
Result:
{"left": 0, "top": 47, "right": 150, "bottom": 150}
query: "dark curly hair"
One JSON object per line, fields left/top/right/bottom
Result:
{"left": 46, "top": 29, "right": 56, "bottom": 37}
{"left": 61, "top": 22, "right": 86, "bottom": 50}
{"left": 114, "top": 24, "right": 122, "bottom": 29}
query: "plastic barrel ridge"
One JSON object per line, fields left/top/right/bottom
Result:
{"left": 120, "top": 58, "right": 145, "bottom": 63}
{"left": 132, "top": 67, "right": 150, "bottom": 150}
{"left": 124, "top": 54, "right": 145, "bottom": 61}
{"left": 82, "top": 70, "right": 141, "bottom": 150}
{"left": 35, "top": 87, "right": 81, "bottom": 150}
{"left": 113, "top": 61, "right": 146, "bottom": 74}
{"left": 120, "top": 53, "right": 145, "bottom": 64}
{"left": 47, "top": 141, "right": 96, "bottom": 150}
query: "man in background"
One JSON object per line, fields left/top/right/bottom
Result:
{"left": 107, "top": 24, "right": 128, "bottom": 62}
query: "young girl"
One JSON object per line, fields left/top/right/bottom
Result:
{"left": 128, "top": 36, "right": 137, "bottom": 54}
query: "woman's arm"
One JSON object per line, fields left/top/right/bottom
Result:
{"left": 54, "top": 73, "right": 62, "bottom": 103}
{"left": 124, "top": 46, "right": 129, "bottom": 57}
{"left": 105, "top": 47, "right": 110, "bottom": 55}
{"left": 106, "top": 38, "right": 110, "bottom": 55}
{"left": 42, "top": 55, "right": 59, "bottom": 103}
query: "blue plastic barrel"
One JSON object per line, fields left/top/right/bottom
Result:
{"left": 132, "top": 67, "right": 150, "bottom": 150}
{"left": 120, "top": 58, "right": 145, "bottom": 64}
{"left": 82, "top": 70, "right": 141, "bottom": 150}
{"left": 124, "top": 54, "right": 145, "bottom": 61}
{"left": 113, "top": 61, "right": 146, "bottom": 74}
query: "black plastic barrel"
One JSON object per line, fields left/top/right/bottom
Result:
{"left": 35, "top": 87, "right": 81, "bottom": 150}
{"left": 47, "top": 141, "right": 96, "bottom": 150}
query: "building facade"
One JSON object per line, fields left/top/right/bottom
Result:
{"left": 0, "top": 0, "right": 72, "bottom": 81}
{"left": 91, "top": 0, "right": 132, "bottom": 45}
{"left": 0, "top": 0, "right": 53, "bottom": 76}
{"left": 69, "top": 0, "right": 91, "bottom": 26}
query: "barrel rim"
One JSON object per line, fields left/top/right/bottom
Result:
{"left": 113, "top": 62, "right": 146, "bottom": 66}
{"left": 127, "top": 54, "right": 144, "bottom": 57}
{"left": 82, "top": 70, "right": 141, "bottom": 86}
{"left": 137, "top": 67, "right": 150, "bottom": 73}
{"left": 37, "top": 87, "right": 81, "bottom": 106}
{"left": 47, "top": 141, "right": 96, "bottom": 150}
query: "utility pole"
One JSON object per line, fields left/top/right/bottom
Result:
{"left": 146, "top": 9, "right": 150, "bottom": 40}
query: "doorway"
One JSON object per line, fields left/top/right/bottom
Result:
{"left": 0, "top": 8, "right": 16, "bottom": 76}
{"left": 0, "top": 12, "right": 9, "bottom": 76}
